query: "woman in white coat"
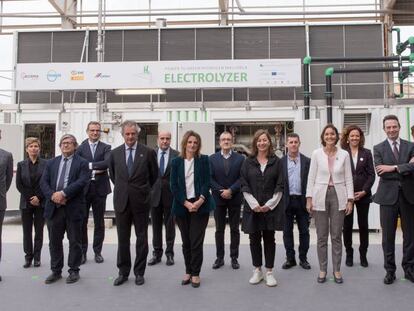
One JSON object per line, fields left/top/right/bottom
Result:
{"left": 306, "top": 124, "right": 353, "bottom": 284}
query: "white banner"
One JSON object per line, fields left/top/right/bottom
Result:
{"left": 15, "top": 59, "right": 301, "bottom": 91}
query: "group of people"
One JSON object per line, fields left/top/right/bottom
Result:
{"left": 0, "top": 114, "right": 413, "bottom": 288}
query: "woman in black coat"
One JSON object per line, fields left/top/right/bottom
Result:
{"left": 16, "top": 137, "right": 46, "bottom": 268}
{"left": 340, "top": 125, "right": 375, "bottom": 267}
{"left": 240, "top": 129, "right": 284, "bottom": 287}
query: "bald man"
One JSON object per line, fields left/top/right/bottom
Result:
{"left": 148, "top": 131, "right": 179, "bottom": 266}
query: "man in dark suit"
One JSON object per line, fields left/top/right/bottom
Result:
{"left": 0, "top": 129, "right": 13, "bottom": 282}
{"left": 40, "top": 134, "right": 89, "bottom": 284}
{"left": 374, "top": 114, "right": 414, "bottom": 284}
{"left": 281, "top": 133, "right": 311, "bottom": 270}
{"left": 148, "top": 131, "right": 179, "bottom": 266}
{"left": 109, "top": 120, "right": 158, "bottom": 286}
{"left": 210, "top": 131, "right": 244, "bottom": 270}
{"left": 76, "top": 121, "right": 111, "bottom": 264}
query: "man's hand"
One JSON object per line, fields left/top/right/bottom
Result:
{"left": 220, "top": 189, "right": 232, "bottom": 200}
{"left": 29, "top": 196, "right": 40, "bottom": 207}
{"left": 376, "top": 165, "right": 396, "bottom": 175}
{"left": 51, "top": 192, "right": 67, "bottom": 205}
{"left": 354, "top": 191, "right": 366, "bottom": 201}
{"left": 260, "top": 205, "right": 270, "bottom": 213}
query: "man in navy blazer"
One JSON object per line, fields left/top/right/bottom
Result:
{"left": 148, "top": 131, "right": 179, "bottom": 266}
{"left": 40, "top": 134, "right": 89, "bottom": 284}
{"left": 281, "top": 133, "right": 311, "bottom": 270}
{"left": 76, "top": 121, "right": 111, "bottom": 264}
{"left": 374, "top": 115, "right": 414, "bottom": 284}
{"left": 210, "top": 131, "right": 245, "bottom": 270}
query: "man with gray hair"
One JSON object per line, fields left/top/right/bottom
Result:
{"left": 40, "top": 134, "right": 89, "bottom": 284}
{"left": 109, "top": 121, "right": 158, "bottom": 286}
{"left": 0, "top": 129, "right": 13, "bottom": 282}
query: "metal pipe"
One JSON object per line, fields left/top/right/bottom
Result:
{"left": 303, "top": 60, "right": 310, "bottom": 120}
{"left": 310, "top": 56, "right": 410, "bottom": 63}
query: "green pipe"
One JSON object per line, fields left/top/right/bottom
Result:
{"left": 409, "top": 37, "right": 414, "bottom": 44}
{"left": 325, "top": 67, "right": 334, "bottom": 76}
{"left": 303, "top": 56, "right": 312, "bottom": 65}
{"left": 410, "top": 53, "right": 414, "bottom": 63}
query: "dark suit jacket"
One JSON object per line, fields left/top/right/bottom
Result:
{"left": 76, "top": 139, "right": 111, "bottom": 196}
{"left": 0, "top": 148, "right": 13, "bottom": 211}
{"left": 345, "top": 147, "right": 375, "bottom": 204}
{"left": 209, "top": 151, "right": 244, "bottom": 206}
{"left": 170, "top": 155, "right": 215, "bottom": 217}
{"left": 281, "top": 153, "right": 310, "bottom": 208}
{"left": 373, "top": 139, "right": 414, "bottom": 205}
{"left": 109, "top": 143, "right": 158, "bottom": 213}
{"left": 150, "top": 147, "right": 179, "bottom": 208}
{"left": 40, "top": 154, "right": 90, "bottom": 221}
{"left": 16, "top": 158, "right": 47, "bottom": 209}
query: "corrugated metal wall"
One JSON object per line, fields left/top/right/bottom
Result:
{"left": 16, "top": 24, "right": 384, "bottom": 104}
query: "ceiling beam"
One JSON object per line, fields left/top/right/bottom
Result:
{"left": 48, "top": 0, "right": 77, "bottom": 29}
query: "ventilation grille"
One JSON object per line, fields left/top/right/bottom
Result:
{"left": 343, "top": 113, "right": 371, "bottom": 135}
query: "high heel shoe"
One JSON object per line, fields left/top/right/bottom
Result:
{"left": 333, "top": 272, "right": 343, "bottom": 284}
{"left": 317, "top": 272, "right": 327, "bottom": 283}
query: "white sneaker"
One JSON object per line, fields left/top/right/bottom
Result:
{"left": 265, "top": 271, "right": 277, "bottom": 287}
{"left": 249, "top": 269, "right": 264, "bottom": 284}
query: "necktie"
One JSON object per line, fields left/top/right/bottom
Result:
{"left": 56, "top": 157, "right": 68, "bottom": 191}
{"left": 127, "top": 147, "right": 134, "bottom": 176}
{"left": 392, "top": 141, "right": 399, "bottom": 161}
{"left": 160, "top": 151, "right": 166, "bottom": 176}
{"left": 91, "top": 143, "right": 97, "bottom": 158}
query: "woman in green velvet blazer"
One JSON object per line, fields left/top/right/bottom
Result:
{"left": 170, "top": 130, "right": 215, "bottom": 288}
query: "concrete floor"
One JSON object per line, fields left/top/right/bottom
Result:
{"left": 0, "top": 218, "right": 411, "bottom": 311}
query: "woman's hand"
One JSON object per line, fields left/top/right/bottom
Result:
{"left": 184, "top": 200, "right": 195, "bottom": 212}
{"left": 306, "top": 198, "right": 313, "bottom": 214}
{"left": 252, "top": 205, "right": 262, "bottom": 213}
{"left": 29, "top": 196, "right": 40, "bottom": 207}
{"left": 345, "top": 201, "right": 354, "bottom": 215}
{"left": 260, "top": 205, "right": 270, "bottom": 213}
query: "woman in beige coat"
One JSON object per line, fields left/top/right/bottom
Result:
{"left": 306, "top": 124, "right": 354, "bottom": 284}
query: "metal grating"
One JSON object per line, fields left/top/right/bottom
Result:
{"left": 160, "top": 29, "right": 195, "bottom": 61}
{"left": 343, "top": 113, "right": 371, "bottom": 134}
{"left": 392, "top": 0, "right": 414, "bottom": 25}
{"left": 196, "top": 28, "right": 232, "bottom": 60}
{"left": 52, "top": 31, "right": 86, "bottom": 62}
{"left": 124, "top": 30, "right": 158, "bottom": 61}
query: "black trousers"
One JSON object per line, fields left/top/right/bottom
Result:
{"left": 249, "top": 230, "right": 275, "bottom": 269}
{"left": 0, "top": 210, "right": 4, "bottom": 262}
{"left": 81, "top": 182, "right": 106, "bottom": 255}
{"left": 47, "top": 207, "right": 82, "bottom": 274}
{"left": 283, "top": 196, "right": 310, "bottom": 261}
{"left": 21, "top": 207, "right": 45, "bottom": 262}
{"left": 343, "top": 201, "right": 370, "bottom": 257}
{"left": 214, "top": 203, "right": 241, "bottom": 260}
{"left": 115, "top": 200, "right": 149, "bottom": 277}
{"left": 380, "top": 190, "right": 414, "bottom": 275}
{"left": 175, "top": 211, "right": 209, "bottom": 276}
{"left": 150, "top": 199, "right": 175, "bottom": 258}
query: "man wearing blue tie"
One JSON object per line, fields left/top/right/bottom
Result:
{"left": 40, "top": 134, "right": 89, "bottom": 284}
{"left": 76, "top": 121, "right": 111, "bottom": 265}
{"left": 148, "top": 131, "right": 179, "bottom": 266}
{"left": 109, "top": 121, "right": 158, "bottom": 286}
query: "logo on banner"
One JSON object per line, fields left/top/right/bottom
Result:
{"left": 47, "top": 70, "right": 61, "bottom": 82}
{"left": 20, "top": 72, "right": 39, "bottom": 80}
{"left": 95, "top": 73, "right": 111, "bottom": 79}
{"left": 71, "top": 70, "right": 85, "bottom": 81}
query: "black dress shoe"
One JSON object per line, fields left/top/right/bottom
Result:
{"left": 299, "top": 260, "right": 311, "bottom": 270}
{"left": 404, "top": 272, "right": 414, "bottom": 283}
{"left": 181, "top": 277, "right": 191, "bottom": 285}
{"left": 81, "top": 253, "right": 87, "bottom": 265}
{"left": 231, "top": 258, "right": 240, "bottom": 270}
{"left": 33, "top": 260, "right": 41, "bottom": 267}
{"left": 147, "top": 257, "right": 161, "bottom": 266}
{"left": 135, "top": 275, "right": 145, "bottom": 286}
{"left": 113, "top": 275, "right": 128, "bottom": 286}
{"left": 383, "top": 272, "right": 396, "bottom": 285}
{"left": 333, "top": 273, "right": 343, "bottom": 284}
{"left": 191, "top": 277, "right": 200, "bottom": 288}
{"left": 282, "top": 259, "right": 297, "bottom": 269}
{"left": 45, "top": 272, "right": 62, "bottom": 284}
{"left": 345, "top": 254, "right": 353, "bottom": 267}
{"left": 360, "top": 255, "right": 368, "bottom": 268}
{"left": 0, "top": 275, "right": 2, "bottom": 282}
{"left": 23, "top": 259, "right": 32, "bottom": 268}
{"left": 66, "top": 272, "right": 80, "bottom": 284}
{"left": 166, "top": 255, "right": 174, "bottom": 266}
{"left": 95, "top": 253, "right": 104, "bottom": 264}
{"left": 212, "top": 258, "right": 224, "bottom": 269}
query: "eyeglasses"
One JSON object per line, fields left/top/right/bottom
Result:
{"left": 61, "top": 141, "right": 74, "bottom": 146}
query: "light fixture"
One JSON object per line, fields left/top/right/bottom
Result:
{"left": 115, "top": 89, "right": 166, "bottom": 95}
